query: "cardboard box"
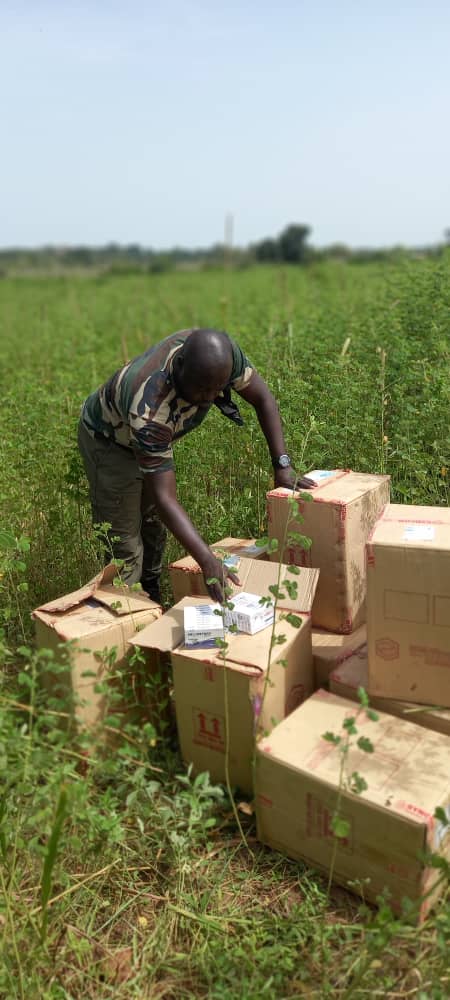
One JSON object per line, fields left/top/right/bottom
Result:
{"left": 330, "top": 647, "right": 450, "bottom": 737}
{"left": 256, "top": 689, "right": 450, "bottom": 919}
{"left": 367, "top": 504, "right": 450, "bottom": 708}
{"left": 267, "top": 469, "right": 390, "bottom": 633}
{"left": 131, "top": 562, "right": 319, "bottom": 793}
{"left": 33, "top": 565, "right": 162, "bottom": 732}
{"left": 312, "top": 625, "right": 367, "bottom": 688}
{"left": 169, "top": 536, "right": 269, "bottom": 603}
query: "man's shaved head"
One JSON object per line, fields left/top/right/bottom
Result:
{"left": 183, "top": 329, "right": 233, "bottom": 381}
{"left": 173, "top": 329, "right": 234, "bottom": 405}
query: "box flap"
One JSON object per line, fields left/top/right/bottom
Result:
{"left": 33, "top": 564, "right": 160, "bottom": 617}
{"left": 223, "top": 612, "right": 309, "bottom": 673}
{"left": 129, "top": 596, "right": 212, "bottom": 651}
{"left": 228, "top": 558, "right": 319, "bottom": 613}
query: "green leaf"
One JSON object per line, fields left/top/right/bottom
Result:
{"left": 322, "top": 731, "right": 341, "bottom": 745}
{"left": 434, "top": 806, "right": 449, "bottom": 826}
{"left": 343, "top": 717, "right": 357, "bottom": 735}
{"left": 286, "top": 564, "right": 300, "bottom": 575}
{"left": 284, "top": 613, "right": 302, "bottom": 629}
{"left": 366, "top": 708, "right": 379, "bottom": 722}
{"left": 268, "top": 584, "right": 286, "bottom": 600}
{"left": 40, "top": 785, "right": 68, "bottom": 942}
{"left": 271, "top": 633, "right": 287, "bottom": 646}
{"left": 206, "top": 577, "right": 219, "bottom": 585}
{"left": 0, "top": 528, "right": 17, "bottom": 550}
{"left": 349, "top": 771, "right": 368, "bottom": 795}
{"left": 331, "top": 816, "right": 350, "bottom": 839}
{"left": 357, "top": 686, "right": 369, "bottom": 707}
{"left": 357, "top": 736, "right": 374, "bottom": 754}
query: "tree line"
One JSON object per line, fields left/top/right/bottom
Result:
{"left": 0, "top": 223, "right": 447, "bottom": 276}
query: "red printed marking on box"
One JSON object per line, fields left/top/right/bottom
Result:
{"left": 306, "top": 793, "right": 353, "bottom": 852}
{"left": 257, "top": 793, "right": 273, "bottom": 807}
{"left": 306, "top": 739, "right": 336, "bottom": 772}
{"left": 410, "top": 645, "right": 450, "bottom": 669}
{"left": 386, "top": 860, "right": 415, "bottom": 879}
{"left": 394, "top": 800, "right": 432, "bottom": 823}
{"left": 376, "top": 637, "right": 400, "bottom": 661}
{"left": 192, "top": 708, "right": 225, "bottom": 753}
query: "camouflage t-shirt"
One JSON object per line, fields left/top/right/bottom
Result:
{"left": 81, "top": 329, "right": 254, "bottom": 474}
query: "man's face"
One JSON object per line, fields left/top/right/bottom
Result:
{"left": 184, "top": 380, "right": 228, "bottom": 407}
{"left": 173, "top": 351, "right": 231, "bottom": 406}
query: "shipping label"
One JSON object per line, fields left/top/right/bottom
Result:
{"left": 403, "top": 524, "right": 435, "bottom": 542}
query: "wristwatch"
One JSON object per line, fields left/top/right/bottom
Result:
{"left": 272, "top": 454, "right": 292, "bottom": 469}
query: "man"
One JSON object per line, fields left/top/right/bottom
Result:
{"left": 78, "top": 328, "right": 315, "bottom": 604}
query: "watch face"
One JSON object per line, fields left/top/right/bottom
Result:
{"left": 278, "top": 454, "right": 291, "bottom": 468}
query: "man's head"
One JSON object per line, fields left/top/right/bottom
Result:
{"left": 173, "top": 329, "right": 233, "bottom": 406}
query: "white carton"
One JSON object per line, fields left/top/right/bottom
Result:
{"left": 183, "top": 604, "right": 226, "bottom": 648}
{"left": 224, "top": 592, "right": 275, "bottom": 635}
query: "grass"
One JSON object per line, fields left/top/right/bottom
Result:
{"left": 0, "top": 257, "right": 449, "bottom": 997}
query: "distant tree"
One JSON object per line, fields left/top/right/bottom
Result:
{"left": 278, "top": 224, "right": 311, "bottom": 263}
{"left": 253, "top": 238, "right": 280, "bottom": 262}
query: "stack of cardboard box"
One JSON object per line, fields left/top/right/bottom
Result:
{"left": 33, "top": 488, "right": 450, "bottom": 919}
{"left": 256, "top": 482, "right": 450, "bottom": 917}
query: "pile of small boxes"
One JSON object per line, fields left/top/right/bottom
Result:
{"left": 33, "top": 472, "right": 450, "bottom": 920}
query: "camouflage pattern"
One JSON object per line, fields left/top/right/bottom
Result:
{"left": 81, "top": 329, "right": 253, "bottom": 474}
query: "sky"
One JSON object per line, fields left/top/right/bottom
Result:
{"left": 2, "top": 1, "right": 449, "bottom": 249}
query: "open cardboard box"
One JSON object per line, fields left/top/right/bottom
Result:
{"left": 267, "top": 469, "right": 390, "bottom": 632}
{"left": 330, "top": 646, "right": 450, "bottom": 737}
{"left": 131, "top": 560, "right": 319, "bottom": 793}
{"left": 256, "top": 689, "right": 450, "bottom": 920}
{"left": 169, "top": 536, "right": 270, "bottom": 603}
{"left": 33, "top": 565, "right": 162, "bottom": 733}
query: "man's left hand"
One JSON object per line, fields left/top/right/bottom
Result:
{"left": 274, "top": 469, "right": 317, "bottom": 490}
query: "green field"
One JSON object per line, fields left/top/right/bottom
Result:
{"left": 1, "top": 259, "right": 449, "bottom": 998}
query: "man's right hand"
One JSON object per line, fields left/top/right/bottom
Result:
{"left": 200, "top": 552, "right": 241, "bottom": 604}
{"left": 144, "top": 470, "right": 241, "bottom": 602}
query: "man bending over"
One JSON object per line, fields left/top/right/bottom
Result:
{"left": 78, "top": 328, "right": 314, "bottom": 603}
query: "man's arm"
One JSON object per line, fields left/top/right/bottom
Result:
{"left": 237, "top": 371, "right": 316, "bottom": 489}
{"left": 143, "top": 470, "right": 239, "bottom": 602}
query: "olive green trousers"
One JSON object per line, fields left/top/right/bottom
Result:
{"left": 78, "top": 419, "right": 167, "bottom": 600}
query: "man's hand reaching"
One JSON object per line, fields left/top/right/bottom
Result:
{"left": 200, "top": 552, "right": 241, "bottom": 604}
{"left": 274, "top": 468, "right": 318, "bottom": 490}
